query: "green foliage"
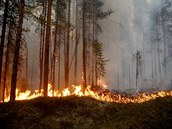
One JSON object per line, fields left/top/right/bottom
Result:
{"left": 84, "top": 0, "right": 113, "bottom": 27}
{"left": 92, "top": 40, "right": 108, "bottom": 77}
{"left": 84, "top": 0, "right": 113, "bottom": 18}
{"left": 25, "top": 0, "right": 67, "bottom": 25}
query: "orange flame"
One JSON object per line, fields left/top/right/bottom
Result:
{"left": 2, "top": 83, "right": 172, "bottom": 103}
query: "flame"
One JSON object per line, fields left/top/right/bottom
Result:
{"left": 2, "top": 83, "right": 172, "bottom": 103}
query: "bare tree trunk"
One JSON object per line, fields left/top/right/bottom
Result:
{"left": 82, "top": 0, "right": 87, "bottom": 90}
{"left": 91, "top": 51, "right": 95, "bottom": 86}
{"left": 43, "top": 0, "right": 52, "bottom": 97}
{"left": 57, "top": 24, "right": 61, "bottom": 91}
{"left": 39, "top": 25, "right": 45, "bottom": 92}
{"left": 162, "top": 22, "right": 167, "bottom": 78}
{"left": 151, "top": 50, "right": 154, "bottom": 87}
{"left": 129, "top": 62, "right": 131, "bottom": 88}
{"left": 50, "top": 34, "right": 54, "bottom": 84}
{"left": 39, "top": 25, "right": 43, "bottom": 91}
{"left": 74, "top": 35, "right": 79, "bottom": 85}
{"left": 65, "top": 0, "right": 71, "bottom": 87}
{"left": 74, "top": 0, "right": 79, "bottom": 85}
{"left": 2, "top": 22, "right": 12, "bottom": 102}
{"left": 136, "top": 57, "right": 139, "bottom": 89}
{"left": 95, "top": 55, "right": 98, "bottom": 86}
{"left": 87, "top": 9, "right": 92, "bottom": 85}
{"left": 91, "top": 50, "right": 95, "bottom": 86}
{"left": 157, "top": 43, "right": 162, "bottom": 80}
{"left": 39, "top": 2, "right": 46, "bottom": 92}
{"left": 157, "top": 15, "right": 162, "bottom": 81}
{"left": 25, "top": 47, "right": 28, "bottom": 88}
{"left": 50, "top": 51, "right": 53, "bottom": 85}
{"left": 91, "top": 3, "right": 95, "bottom": 87}
{"left": 0, "top": 0, "right": 9, "bottom": 92}
{"left": 154, "top": 44, "right": 157, "bottom": 83}
{"left": 63, "top": 25, "right": 66, "bottom": 89}
{"left": 52, "top": 1, "right": 59, "bottom": 95}
{"left": 10, "top": 0, "right": 24, "bottom": 102}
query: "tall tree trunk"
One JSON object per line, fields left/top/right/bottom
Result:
{"left": 57, "top": 24, "right": 61, "bottom": 91}
{"left": 82, "top": 0, "right": 87, "bottom": 90}
{"left": 65, "top": 0, "right": 71, "bottom": 87}
{"left": 63, "top": 25, "right": 66, "bottom": 89}
{"left": 87, "top": 8, "right": 92, "bottom": 85}
{"left": 74, "top": 34, "right": 79, "bottom": 85}
{"left": 129, "top": 62, "right": 131, "bottom": 88}
{"left": 25, "top": 47, "right": 28, "bottom": 89}
{"left": 0, "top": 0, "right": 9, "bottom": 92}
{"left": 39, "top": 25, "right": 44, "bottom": 92}
{"left": 50, "top": 50, "right": 53, "bottom": 84}
{"left": 151, "top": 50, "right": 154, "bottom": 87}
{"left": 39, "top": 2, "right": 46, "bottom": 92}
{"left": 74, "top": 0, "right": 79, "bottom": 85}
{"left": 162, "top": 22, "right": 167, "bottom": 79}
{"left": 157, "top": 43, "right": 162, "bottom": 80}
{"left": 91, "top": 3, "right": 95, "bottom": 86}
{"left": 3, "top": 21, "right": 12, "bottom": 102}
{"left": 95, "top": 55, "right": 98, "bottom": 86}
{"left": 94, "top": 11, "right": 98, "bottom": 86}
{"left": 43, "top": 0, "right": 52, "bottom": 97}
{"left": 157, "top": 13, "right": 162, "bottom": 82}
{"left": 154, "top": 44, "right": 157, "bottom": 83}
{"left": 91, "top": 50, "right": 95, "bottom": 86}
{"left": 10, "top": 0, "right": 24, "bottom": 102}
{"left": 52, "top": 1, "right": 59, "bottom": 95}
{"left": 136, "top": 56, "right": 139, "bottom": 90}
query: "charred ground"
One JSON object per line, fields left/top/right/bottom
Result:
{"left": 0, "top": 96, "right": 172, "bottom": 129}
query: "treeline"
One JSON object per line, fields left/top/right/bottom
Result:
{"left": 0, "top": 0, "right": 112, "bottom": 102}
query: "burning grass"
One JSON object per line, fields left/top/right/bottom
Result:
{"left": 3, "top": 84, "right": 172, "bottom": 103}
{"left": 0, "top": 96, "right": 172, "bottom": 129}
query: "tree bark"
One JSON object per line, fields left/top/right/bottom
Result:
{"left": 91, "top": 16, "right": 95, "bottom": 86}
{"left": 52, "top": 1, "right": 59, "bottom": 95}
{"left": 63, "top": 24, "right": 66, "bottom": 89}
{"left": 39, "top": 2, "right": 46, "bottom": 92}
{"left": 74, "top": 0, "right": 79, "bottom": 85}
{"left": 43, "top": 0, "right": 52, "bottom": 97}
{"left": 39, "top": 26, "right": 44, "bottom": 91}
{"left": 57, "top": 24, "right": 61, "bottom": 91}
{"left": 10, "top": 0, "right": 24, "bottom": 102}
{"left": 2, "top": 21, "right": 12, "bottom": 102}
{"left": 25, "top": 47, "right": 28, "bottom": 89}
{"left": 82, "top": 0, "right": 87, "bottom": 90}
{"left": 0, "top": 0, "right": 9, "bottom": 92}
{"left": 65, "top": 0, "right": 71, "bottom": 88}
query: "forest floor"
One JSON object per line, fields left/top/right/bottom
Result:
{"left": 0, "top": 96, "right": 172, "bottom": 129}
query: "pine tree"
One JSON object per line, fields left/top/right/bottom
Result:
{"left": 43, "top": 0, "right": 52, "bottom": 97}
{"left": 0, "top": 0, "right": 9, "bottom": 94}
{"left": 10, "top": 0, "right": 25, "bottom": 102}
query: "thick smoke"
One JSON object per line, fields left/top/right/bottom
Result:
{"left": 100, "top": 0, "right": 172, "bottom": 92}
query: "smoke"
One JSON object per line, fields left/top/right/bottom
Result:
{"left": 25, "top": 0, "right": 172, "bottom": 92}
{"left": 100, "top": 0, "right": 172, "bottom": 92}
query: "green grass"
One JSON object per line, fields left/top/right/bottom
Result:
{"left": 0, "top": 96, "right": 172, "bottom": 129}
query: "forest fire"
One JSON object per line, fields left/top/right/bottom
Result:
{"left": 3, "top": 84, "right": 172, "bottom": 103}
